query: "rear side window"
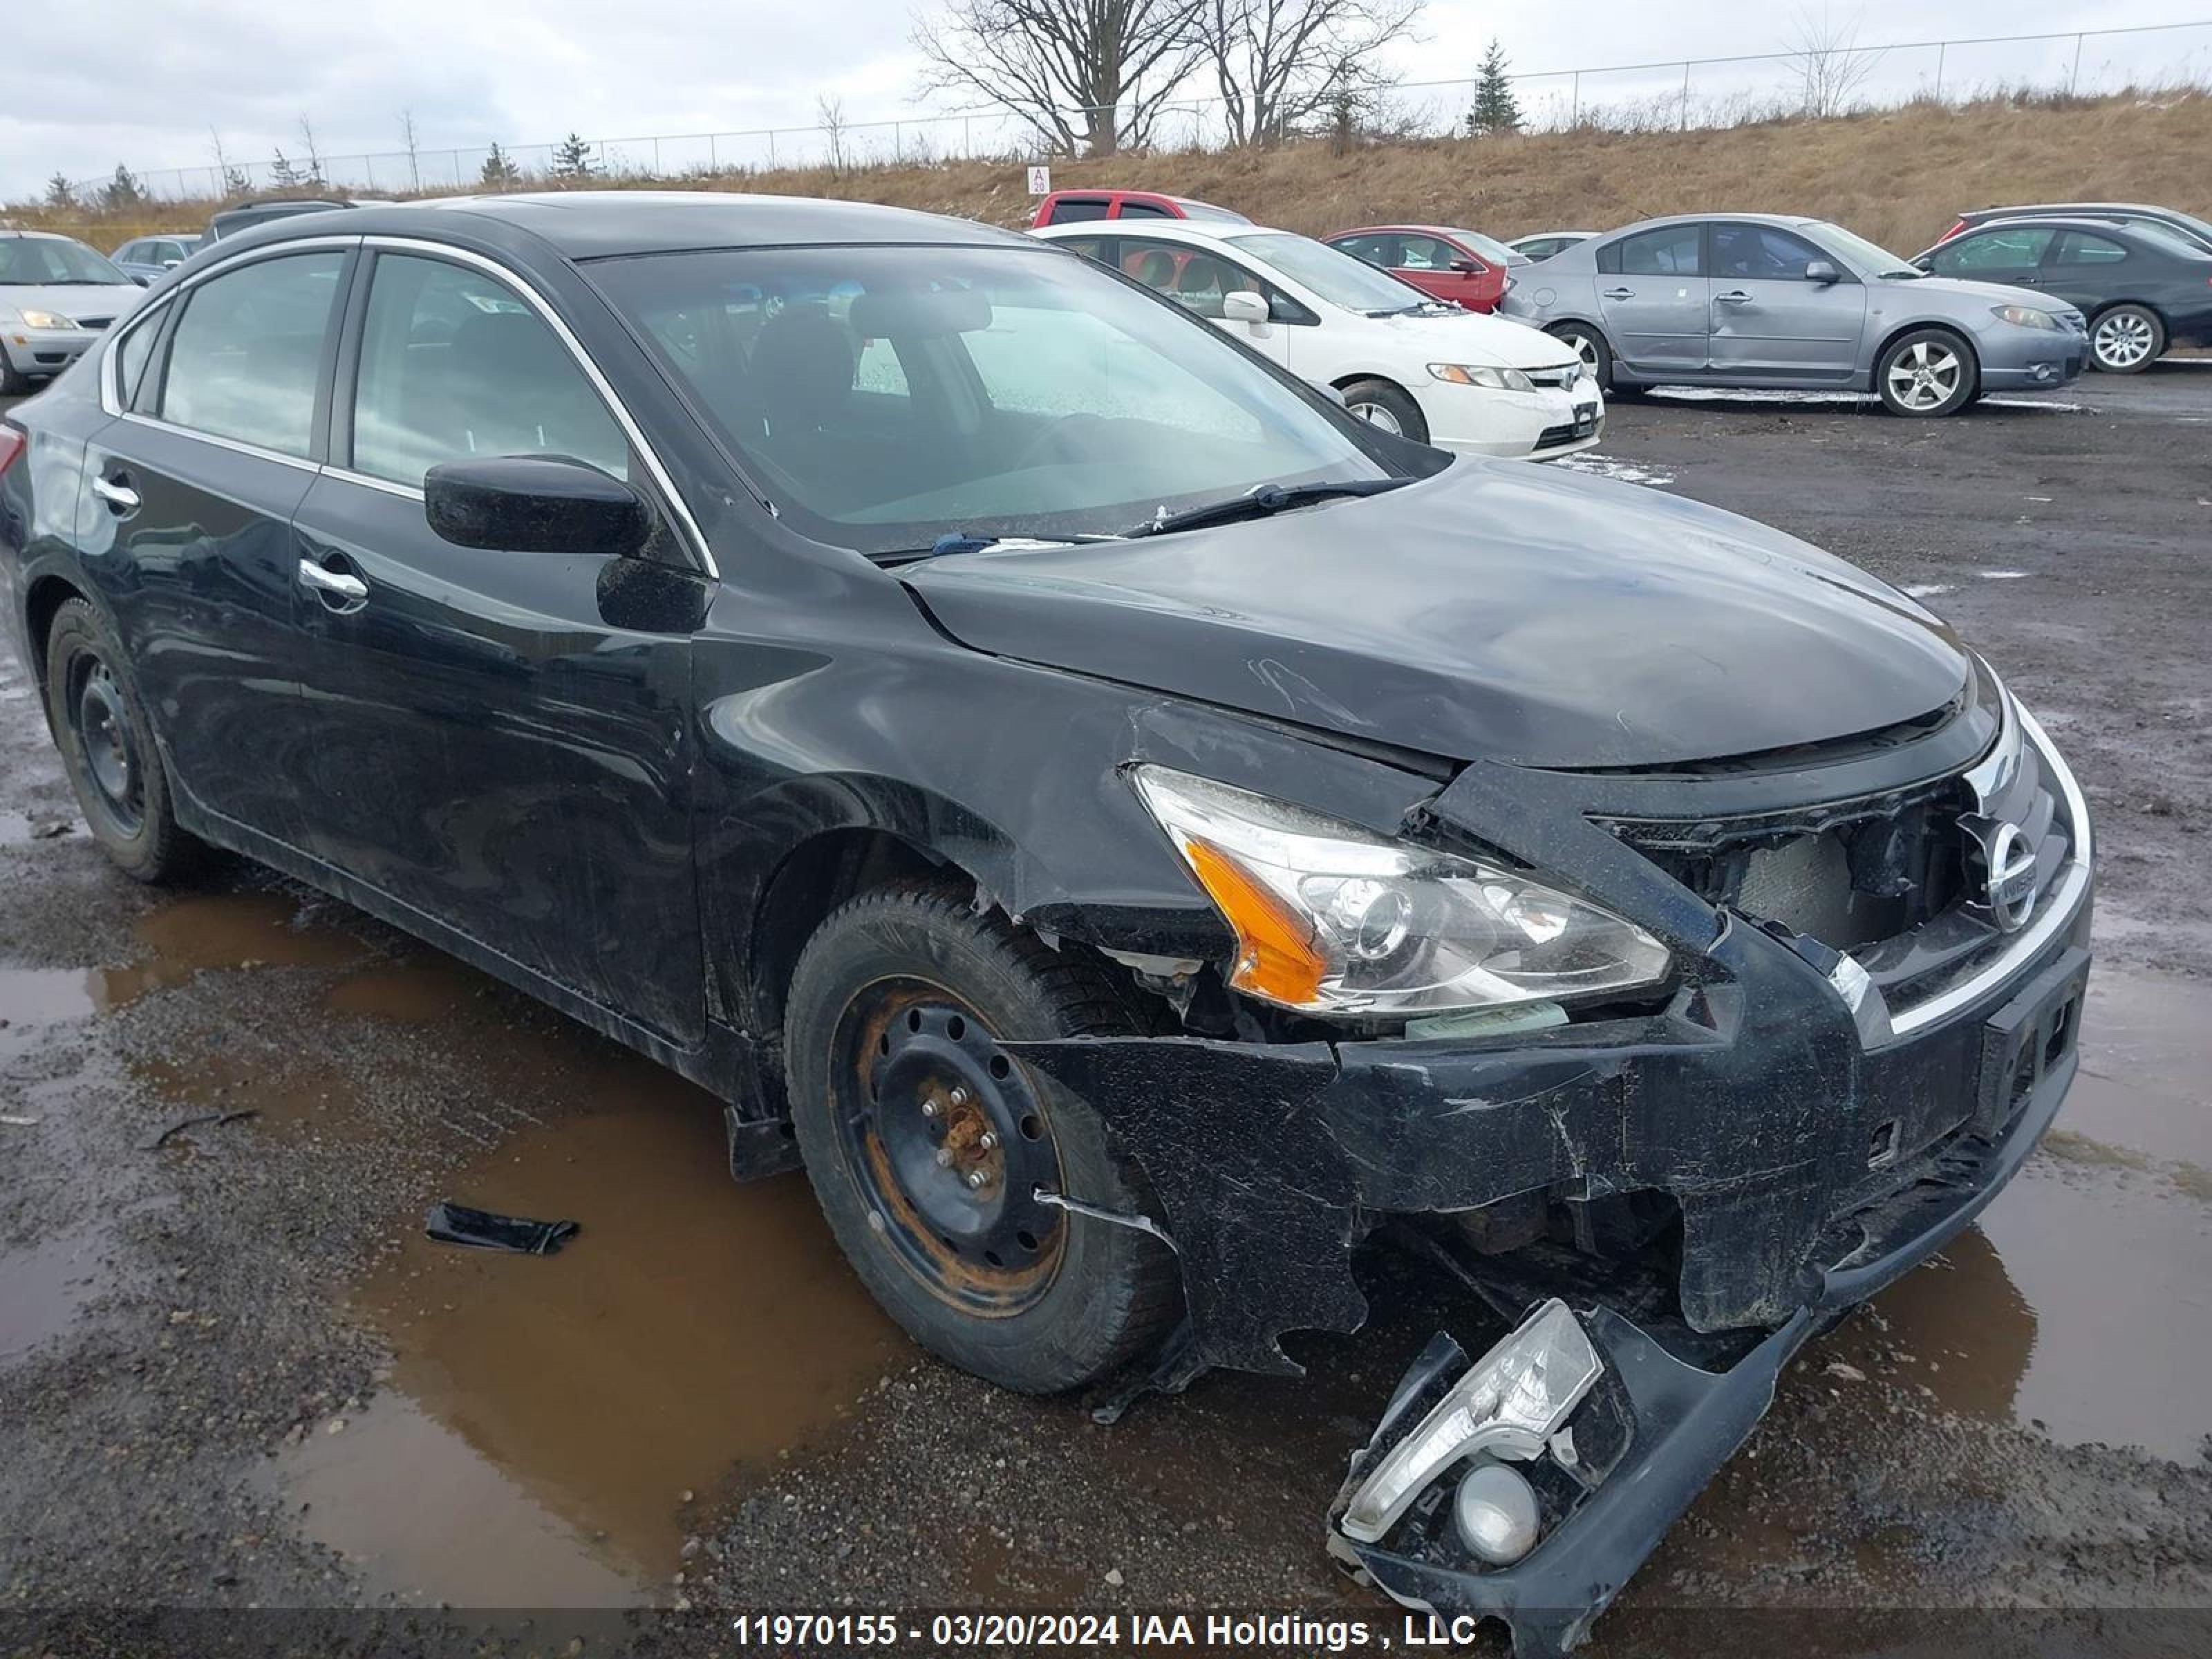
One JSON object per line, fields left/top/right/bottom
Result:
{"left": 159, "top": 251, "right": 345, "bottom": 458}
{"left": 1117, "top": 200, "right": 1172, "bottom": 219}
{"left": 2052, "top": 231, "right": 2128, "bottom": 266}
{"left": 1615, "top": 225, "right": 1703, "bottom": 276}
{"left": 1044, "top": 197, "right": 1110, "bottom": 224}
{"left": 350, "top": 253, "right": 628, "bottom": 488}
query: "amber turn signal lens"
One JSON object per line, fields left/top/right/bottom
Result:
{"left": 1181, "top": 836, "right": 1327, "bottom": 1006}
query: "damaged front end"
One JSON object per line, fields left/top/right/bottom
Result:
{"left": 1012, "top": 672, "right": 2092, "bottom": 1653}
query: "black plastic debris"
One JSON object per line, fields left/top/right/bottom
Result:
{"left": 424, "top": 1202, "right": 580, "bottom": 1256}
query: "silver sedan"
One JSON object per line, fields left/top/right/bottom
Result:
{"left": 1499, "top": 213, "right": 2088, "bottom": 416}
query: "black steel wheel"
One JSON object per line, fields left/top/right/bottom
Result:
{"left": 785, "top": 883, "right": 1179, "bottom": 1393}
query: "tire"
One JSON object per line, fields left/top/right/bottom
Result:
{"left": 785, "top": 881, "right": 1180, "bottom": 1394}
{"left": 41, "top": 598, "right": 202, "bottom": 883}
{"left": 2088, "top": 303, "right": 2164, "bottom": 374}
{"left": 1338, "top": 377, "right": 1429, "bottom": 443}
{"left": 1549, "top": 321, "right": 1615, "bottom": 393}
{"left": 0, "top": 349, "right": 30, "bottom": 397}
{"left": 1875, "top": 328, "right": 1979, "bottom": 418}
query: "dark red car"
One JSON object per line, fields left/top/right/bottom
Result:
{"left": 1029, "top": 189, "right": 1250, "bottom": 229}
{"left": 1324, "top": 224, "right": 1524, "bottom": 312}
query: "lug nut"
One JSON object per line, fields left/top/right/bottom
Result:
{"left": 977, "top": 1131, "right": 998, "bottom": 1151}
{"left": 920, "top": 1099, "right": 939, "bottom": 1119}
{"left": 935, "top": 1149, "right": 954, "bottom": 1168}
{"left": 949, "top": 1087, "right": 970, "bottom": 1107}
{"left": 965, "top": 1170, "right": 988, "bottom": 1190}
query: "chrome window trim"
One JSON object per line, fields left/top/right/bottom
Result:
{"left": 357, "top": 236, "right": 715, "bottom": 577}
{"left": 1884, "top": 702, "right": 2090, "bottom": 1038}
{"left": 96, "top": 231, "right": 719, "bottom": 580}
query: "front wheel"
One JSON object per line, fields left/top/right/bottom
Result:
{"left": 2088, "top": 303, "right": 2164, "bottom": 373}
{"left": 1548, "top": 321, "right": 1615, "bottom": 393}
{"left": 784, "top": 883, "right": 1180, "bottom": 1394}
{"left": 1338, "top": 378, "right": 1429, "bottom": 443}
{"left": 1875, "top": 329, "right": 1979, "bottom": 417}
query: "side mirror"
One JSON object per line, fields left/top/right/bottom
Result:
{"left": 1910, "top": 255, "right": 1935, "bottom": 272}
{"left": 1805, "top": 259, "right": 1842, "bottom": 285}
{"left": 1448, "top": 258, "right": 1481, "bottom": 274}
{"left": 162, "top": 259, "right": 182, "bottom": 269}
{"left": 131, "top": 274, "right": 150, "bottom": 287}
{"left": 1313, "top": 382, "right": 1349, "bottom": 407}
{"left": 424, "top": 456, "right": 652, "bottom": 557}
{"left": 1221, "top": 289, "right": 1270, "bottom": 325}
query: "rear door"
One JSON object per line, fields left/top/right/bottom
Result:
{"left": 289, "top": 245, "right": 707, "bottom": 1040}
{"left": 2038, "top": 227, "right": 2133, "bottom": 315}
{"left": 77, "top": 243, "right": 353, "bottom": 852}
{"left": 1705, "top": 222, "right": 1865, "bottom": 380}
{"left": 1596, "top": 223, "right": 1709, "bottom": 375}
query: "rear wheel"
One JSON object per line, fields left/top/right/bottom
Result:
{"left": 1549, "top": 321, "right": 1615, "bottom": 393}
{"left": 1875, "top": 328, "right": 1978, "bottom": 417}
{"left": 784, "top": 883, "right": 1179, "bottom": 1394}
{"left": 42, "top": 598, "right": 202, "bottom": 883}
{"left": 2088, "top": 303, "right": 2164, "bottom": 373}
{"left": 1338, "top": 378, "right": 1429, "bottom": 443}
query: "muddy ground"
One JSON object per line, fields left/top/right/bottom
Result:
{"left": 3, "top": 368, "right": 2210, "bottom": 1657}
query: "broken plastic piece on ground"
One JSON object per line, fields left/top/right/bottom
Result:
{"left": 424, "top": 1201, "right": 580, "bottom": 1256}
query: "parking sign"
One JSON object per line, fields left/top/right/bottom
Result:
{"left": 1027, "top": 165, "right": 1051, "bottom": 196}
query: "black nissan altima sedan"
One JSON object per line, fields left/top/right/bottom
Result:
{"left": 0, "top": 192, "right": 2092, "bottom": 1649}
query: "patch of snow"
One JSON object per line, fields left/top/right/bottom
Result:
{"left": 1902, "top": 583, "right": 1956, "bottom": 599}
{"left": 1982, "top": 396, "right": 2082, "bottom": 411}
{"left": 1553, "top": 453, "right": 1677, "bottom": 487}
{"left": 1980, "top": 569, "right": 2032, "bottom": 579}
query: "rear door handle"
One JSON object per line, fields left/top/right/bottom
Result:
{"left": 297, "top": 558, "right": 369, "bottom": 606}
{"left": 1601, "top": 287, "right": 1634, "bottom": 300}
{"left": 1714, "top": 290, "right": 1752, "bottom": 304}
{"left": 91, "top": 474, "right": 140, "bottom": 514}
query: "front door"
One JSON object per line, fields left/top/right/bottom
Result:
{"left": 1705, "top": 222, "right": 1866, "bottom": 380}
{"left": 1597, "top": 223, "right": 1710, "bottom": 375}
{"left": 1116, "top": 238, "right": 1295, "bottom": 368}
{"left": 80, "top": 245, "right": 353, "bottom": 852}
{"left": 291, "top": 248, "right": 707, "bottom": 1042}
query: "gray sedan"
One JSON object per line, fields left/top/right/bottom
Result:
{"left": 1499, "top": 214, "right": 2088, "bottom": 416}
{"left": 0, "top": 232, "right": 147, "bottom": 396}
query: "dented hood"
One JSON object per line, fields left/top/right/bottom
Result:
{"left": 903, "top": 460, "right": 1971, "bottom": 768}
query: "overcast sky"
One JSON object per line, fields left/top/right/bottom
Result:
{"left": 6, "top": 0, "right": 2204, "bottom": 202}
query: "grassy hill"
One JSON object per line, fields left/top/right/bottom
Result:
{"left": 17, "top": 88, "right": 2211, "bottom": 263}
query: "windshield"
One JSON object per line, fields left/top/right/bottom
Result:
{"left": 1221, "top": 231, "right": 1433, "bottom": 314}
{"left": 1445, "top": 228, "right": 1519, "bottom": 265}
{"left": 0, "top": 236, "right": 131, "bottom": 287}
{"left": 1809, "top": 222, "right": 1922, "bottom": 279}
{"left": 590, "top": 244, "right": 1393, "bottom": 557}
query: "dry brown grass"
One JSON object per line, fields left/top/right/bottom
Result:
{"left": 16, "top": 88, "right": 2211, "bottom": 256}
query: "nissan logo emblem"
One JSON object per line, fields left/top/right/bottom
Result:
{"left": 1982, "top": 821, "right": 2040, "bottom": 932}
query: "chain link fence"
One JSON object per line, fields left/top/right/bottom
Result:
{"left": 48, "top": 18, "right": 2212, "bottom": 206}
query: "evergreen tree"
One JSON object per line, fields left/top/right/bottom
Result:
{"left": 270, "top": 148, "right": 303, "bottom": 189}
{"left": 100, "top": 165, "right": 144, "bottom": 212}
{"left": 1466, "top": 37, "right": 1522, "bottom": 136}
{"left": 551, "top": 133, "right": 595, "bottom": 182}
{"left": 44, "top": 173, "right": 76, "bottom": 210}
{"left": 480, "top": 142, "right": 523, "bottom": 187}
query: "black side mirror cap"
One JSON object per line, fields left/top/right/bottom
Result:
{"left": 424, "top": 456, "right": 652, "bottom": 557}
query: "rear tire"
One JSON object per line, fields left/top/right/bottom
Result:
{"left": 42, "top": 599, "right": 203, "bottom": 883}
{"left": 1338, "top": 378, "right": 1429, "bottom": 443}
{"left": 2088, "top": 303, "right": 2164, "bottom": 373}
{"left": 1549, "top": 321, "right": 1615, "bottom": 393}
{"left": 784, "top": 882, "right": 1180, "bottom": 1394}
{"left": 1875, "top": 328, "right": 1979, "bottom": 417}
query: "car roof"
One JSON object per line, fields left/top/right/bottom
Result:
{"left": 1604, "top": 212, "right": 1826, "bottom": 235}
{"left": 243, "top": 190, "right": 1031, "bottom": 259}
{"left": 1331, "top": 223, "right": 1481, "bottom": 240}
{"left": 1963, "top": 201, "right": 2175, "bottom": 218}
{"left": 1033, "top": 217, "right": 1257, "bottom": 250}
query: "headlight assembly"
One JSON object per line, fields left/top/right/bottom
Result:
{"left": 17, "top": 310, "right": 81, "bottom": 331}
{"left": 1429, "top": 362, "right": 1535, "bottom": 393}
{"left": 1129, "top": 765, "right": 1671, "bottom": 1018}
{"left": 1991, "top": 304, "right": 2063, "bottom": 331}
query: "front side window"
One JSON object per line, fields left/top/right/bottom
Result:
{"left": 1394, "top": 236, "right": 1458, "bottom": 272}
{"left": 590, "top": 243, "right": 1389, "bottom": 557}
{"left": 1615, "top": 225, "right": 1703, "bottom": 276}
{"left": 159, "top": 251, "right": 345, "bottom": 458}
{"left": 350, "top": 254, "right": 628, "bottom": 487}
{"left": 1710, "top": 223, "right": 1827, "bottom": 281}
{"left": 1931, "top": 227, "right": 2054, "bottom": 274}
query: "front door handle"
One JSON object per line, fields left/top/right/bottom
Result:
{"left": 1714, "top": 290, "right": 1752, "bottom": 304}
{"left": 297, "top": 559, "right": 369, "bottom": 606}
{"left": 91, "top": 474, "right": 140, "bottom": 514}
{"left": 1601, "top": 287, "right": 1634, "bottom": 300}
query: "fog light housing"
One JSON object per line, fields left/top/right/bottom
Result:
{"left": 1338, "top": 1299, "right": 1601, "bottom": 1544}
{"left": 1454, "top": 1463, "right": 1542, "bottom": 1565}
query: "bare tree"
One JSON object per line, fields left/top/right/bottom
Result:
{"left": 1190, "top": 0, "right": 1421, "bottom": 146}
{"left": 817, "top": 93, "right": 852, "bottom": 173}
{"left": 1792, "top": 5, "right": 1882, "bottom": 118}
{"left": 207, "top": 128, "right": 250, "bottom": 198}
{"left": 399, "top": 109, "right": 423, "bottom": 191}
{"left": 913, "top": 0, "right": 1202, "bottom": 157}
{"left": 295, "top": 115, "right": 326, "bottom": 187}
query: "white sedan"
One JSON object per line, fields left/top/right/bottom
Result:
{"left": 1032, "top": 218, "right": 1602, "bottom": 460}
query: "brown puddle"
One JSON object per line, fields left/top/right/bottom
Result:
{"left": 1814, "top": 964, "right": 2212, "bottom": 1464}
{"left": 321, "top": 955, "right": 502, "bottom": 1024}
{"left": 276, "top": 1054, "right": 906, "bottom": 1604}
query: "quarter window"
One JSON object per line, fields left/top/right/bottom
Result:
{"left": 158, "top": 251, "right": 345, "bottom": 458}
{"left": 115, "top": 310, "right": 162, "bottom": 410}
{"left": 1615, "top": 225, "right": 1703, "bottom": 276}
{"left": 350, "top": 254, "right": 628, "bottom": 488}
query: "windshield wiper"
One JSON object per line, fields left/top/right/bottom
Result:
{"left": 1124, "top": 478, "right": 1409, "bottom": 539}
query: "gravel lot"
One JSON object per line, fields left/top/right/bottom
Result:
{"left": 3, "top": 366, "right": 2209, "bottom": 1656}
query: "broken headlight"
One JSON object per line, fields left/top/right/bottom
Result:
{"left": 1130, "top": 765, "right": 1669, "bottom": 1017}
